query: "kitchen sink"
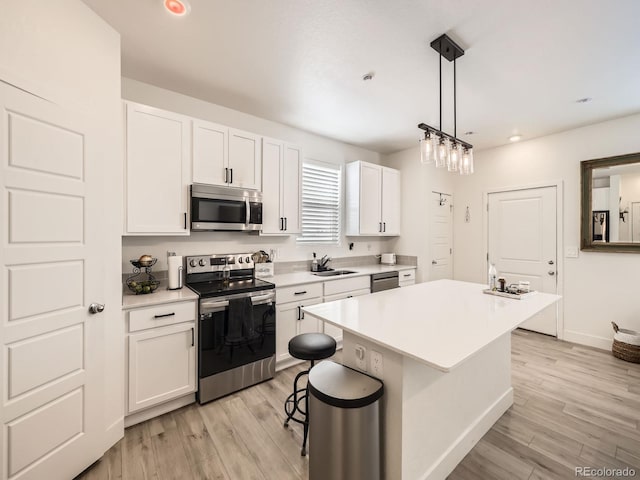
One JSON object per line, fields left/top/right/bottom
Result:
{"left": 313, "top": 270, "right": 357, "bottom": 276}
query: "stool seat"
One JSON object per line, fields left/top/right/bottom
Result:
{"left": 289, "top": 333, "right": 336, "bottom": 360}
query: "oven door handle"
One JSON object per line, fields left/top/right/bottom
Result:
{"left": 245, "top": 198, "right": 250, "bottom": 225}
{"left": 251, "top": 293, "right": 275, "bottom": 305}
{"left": 200, "top": 299, "right": 230, "bottom": 312}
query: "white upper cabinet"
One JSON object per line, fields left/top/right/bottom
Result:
{"left": 260, "top": 138, "right": 301, "bottom": 235}
{"left": 228, "top": 128, "right": 261, "bottom": 190}
{"left": 381, "top": 167, "right": 401, "bottom": 236}
{"left": 192, "top": 123, "right": 261, "bottom": 190}
{"left": 125, "top": 102, "right": 190, "bottom": 235}
{"left": 345, "top": 161, "right": 401, "bottom": 236}
{"left": 192, "top": 119, "right": 228, "bottom": 186}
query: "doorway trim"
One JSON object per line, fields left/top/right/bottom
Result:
{"left": 482, "top": 180, "right": 564, "bottom": 340}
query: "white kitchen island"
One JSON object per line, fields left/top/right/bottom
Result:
{"left": 302, "top": 279, "right": 561, "bottom": 480}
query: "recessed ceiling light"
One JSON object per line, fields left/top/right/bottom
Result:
{"left": 362, "top": 72, "right": 375, "bottom": 81}
{"left": 509, "top": 135, "right": 522, "bottom": 142}
{"left": 464, "top": 131, "right": 475, "bottom": 136}
{"left": 164, "top": 0, "right": 191, "bottom": 16}
{"left": 575, "top": 97, "right": 592, "bottom": 103}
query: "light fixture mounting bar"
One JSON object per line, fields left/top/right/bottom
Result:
{"left": 430, "top": 34, "right": 465, "bottom": 62}
{"left": 418, "top": 123, "right": 473, "bottom": 150}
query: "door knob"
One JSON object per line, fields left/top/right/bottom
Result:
{"left": 548, "top": 271, "right": 555, "bottom": 276}
{"left": 432, "top": 260, "right": 437, "bottom": 265}
{"left": 89, "top": 303, "right": 105, "bottom": 314}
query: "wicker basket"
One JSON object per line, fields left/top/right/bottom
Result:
{"left": 611, "top": 322, "right": 640, "bottom": 364}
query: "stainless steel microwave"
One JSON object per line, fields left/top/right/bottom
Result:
{"left": 190, "top": 184, "right": 262, "bottom": 231}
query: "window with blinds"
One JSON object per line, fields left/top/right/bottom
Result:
{"left": 297, "top": 161, "right": 342, "bottom": 245}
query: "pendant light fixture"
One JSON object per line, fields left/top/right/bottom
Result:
{"left": 418, "top": 34, "right": 474, "bottom": 175}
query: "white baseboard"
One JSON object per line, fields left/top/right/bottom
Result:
{"left": 124, "top": 394, "right": 195, "bottom": 427}
{"left": 563, "top": 330, "right": 611, "bottom": 351}
{"left": 421, "top": 388, "right": 514, "bottom": 480}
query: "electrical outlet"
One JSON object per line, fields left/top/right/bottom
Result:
{"left": 371, "top": 350, "right": 383, "bottom": 378}
{"left": 355, "top": 344, "right": 367, "bottom": 371}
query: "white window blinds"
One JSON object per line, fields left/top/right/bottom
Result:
{"left": 297, "top": 161, "right": 341, "bottom": 245}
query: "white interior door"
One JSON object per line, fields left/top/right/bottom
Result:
{"left": 430, "top": 192, "right": 453, "bottom": 280}
{"left": 488, "top": 187, "right": 558, "bottom": 336}
{"left": 0, "top": 83, "right": 105, "bottom": 478}
{"left": 632, "top": 202, "right": 640, "bottom": 242}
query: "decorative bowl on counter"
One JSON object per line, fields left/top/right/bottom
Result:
{"left": 126, "top": 279, "right": 160, "bottom": 295}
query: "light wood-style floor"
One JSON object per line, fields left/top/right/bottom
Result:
{"left": 77, "top": 330, "right": 640, "bottom": 480}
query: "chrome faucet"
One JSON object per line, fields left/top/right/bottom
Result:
{"left": 319, "top": 255, "right": 331, "bottom": 268}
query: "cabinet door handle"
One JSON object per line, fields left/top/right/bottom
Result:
{"left": 154, "top": 312, "right": 176, "bottom": 318}
{"left": 280, "top": 217, "right": 284, "bottom": 231}
{"left": 403, "top": 273, "right": 411, "bottom": 277}
{"left": 184, "top": 212, "right": 187, "bottom": 229}
{"left": 284, "top": 217, "right": 287, "bottom": 231}
{"left": 191, "top": 327, "right": 195, "bottom": 347}
{"left": 224, "top": 167, "right": 229, "bottom": 183}
{"left": 378, "top": 222, "right": 382, "bottom": 232}
{"left": 229, "top": 168, "right": 233, "bottom": 184}
{"left": 294, "top": 291, "right": 307, "bottom": 295}
{"left": 383, "top": 222, "right": 386, "bottom": 232}
{"left": 297, "top": 306, "right": 301, "bottom": 320}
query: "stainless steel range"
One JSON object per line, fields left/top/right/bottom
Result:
{"left": 186, "top": 253, "right": 276, "bottom": 404}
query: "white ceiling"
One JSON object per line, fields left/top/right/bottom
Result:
{"left": 83, "top": 0, "right": 640, "bottom": 154}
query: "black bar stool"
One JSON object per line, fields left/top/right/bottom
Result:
{"left": 284, "top": 332, "right": 337, "bottom": 456}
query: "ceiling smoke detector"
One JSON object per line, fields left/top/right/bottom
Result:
{"left": 575, "top": 97, "right": 592, "bottom": 103}
{"left": 362, "top": 72, "right": 375, "bottom": 81}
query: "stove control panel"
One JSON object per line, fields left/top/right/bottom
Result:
{"left": 185, "top": 253, "right": 255, "bottom": 274}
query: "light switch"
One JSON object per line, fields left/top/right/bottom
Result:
{"left": 565, "top": 246, "right": 579, "bottom": 258}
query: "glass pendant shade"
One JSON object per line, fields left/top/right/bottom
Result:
{"left": 460, "top": 147, "right": 474, "bottom": 175}
{"left": 448, "top": 142, "right": 460, "bottom": 172}
{"left": 435, "top": 137, "right": 448, "bottom": 168}
{"left": 420, "top": 132, "right": 435, "bottom": 164}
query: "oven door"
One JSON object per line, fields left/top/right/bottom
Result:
{"left": 199, "top": 292, "right": 275, "bottom": 378}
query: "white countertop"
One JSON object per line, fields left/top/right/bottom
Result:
{"left": 122, "top": 281, "right": 199, "bottom": 310}
{"left": 268, "top": 264, "right": 416, "bottom": 288}
{"left": 302, "top": 279, "right": 561, "bottom": 372}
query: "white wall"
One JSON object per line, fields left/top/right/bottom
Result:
{"left": 1, "top": 0, "right": 123, "bottom": 456}
{"left": 383, "top": 148, "right": 454, "bottom": 283}
{"left": 452, "top": 113, "right": 640, "bottom": 348}
{"left": 122, "top": 78, "right": 394, "bottom": 272}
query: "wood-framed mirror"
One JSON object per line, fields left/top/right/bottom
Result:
{"left": 581, "top": 152, "right": 640, "bottom": 252}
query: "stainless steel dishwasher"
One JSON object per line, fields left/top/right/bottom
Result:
{"left": 370, "top": 271, "right": 399, "bottom": 292}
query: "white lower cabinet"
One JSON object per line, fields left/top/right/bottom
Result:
{"left": 399, "top": 269, "right": 416, "bottom": 287}
{"left": 125, "top": 300, "right": 197, "bottom": 416}
{"left": 275, "top": 296, "right": 322, "bottom": 365}
{"left": 322, "top": 275, "right": 371, "bottom": 343}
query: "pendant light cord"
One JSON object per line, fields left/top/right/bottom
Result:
{"left": 453, "top": 57, "right": 457, "bottom": 139}
{"left": 439, "top": 44, "right": 442, "bottom": 132}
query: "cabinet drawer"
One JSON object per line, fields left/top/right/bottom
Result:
{"left": 276, "top": 282, "right": 323, "bottom": 304}
{"left": 399, "top": 270, "right": 415, "bottom": 282}
{"left": 323, "top": 275, "right": 370, "bottom": 296}
{"left": 128, "top": 301, "right": 197, "bottom": 333}
{"left": 323, "top": 288, "right": 371, "bottom": 303}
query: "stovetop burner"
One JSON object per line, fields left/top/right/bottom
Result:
{"left": 187, "top": 277, "right": 274, "bottom": 298}
{"left": 184, "top": 253, "right": 274, "bottom": 298}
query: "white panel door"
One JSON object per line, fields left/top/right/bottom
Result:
{"left": 192, "top": 119, "right": 228, "bottom": 186}
{"left": 0, "top": 83, "right": 104, "bottom": 479}
{"left": 430, "top": 192, "right": 453, "bottom": 280}
{"left": 282, "top": 144, "right": 301, "bottom": 234}
{"left": 128, "top": 322, "right": 196, "bottom": 413}
{"left": 228, "top": 128, "right": 260, "bottom": 190}
{"left": 359, "top": 163, "right": 382, "bottom": 235}
{"left": 488, "top": 187, "right": 557, "bottom": 336}
{"left": 125, "top": 103, "right": 189, "bottom": 235}
{"left": 632, "top": 202, "right": 640, "bottom": 242}
{"left": 381, "top": 167, "right": 401, "bottom": 235}
{"left": 261, "top": 137, "right": 284, "bottom": 234}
